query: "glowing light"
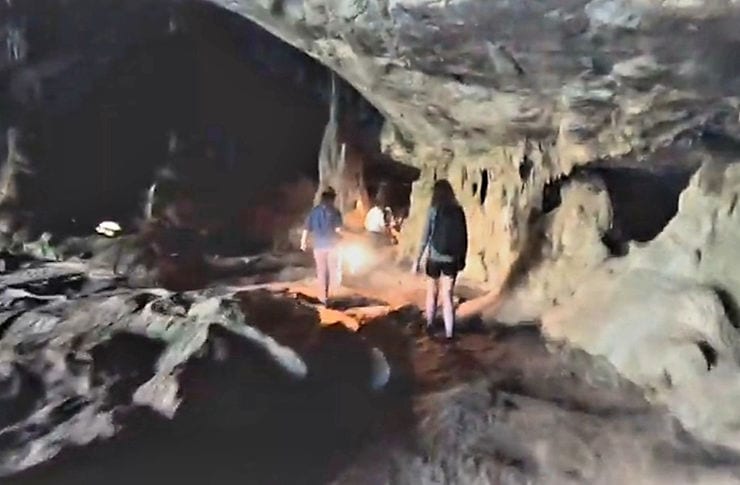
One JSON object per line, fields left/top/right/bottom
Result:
{"left": 95, "top": 221, "right": 122, "bottom": 237}
{"left": 341, "top": 242, "right": 374, "bottom": 275}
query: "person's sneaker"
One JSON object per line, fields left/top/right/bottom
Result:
{"left": 424, "top": 325, "right": 436, "bottom": 337}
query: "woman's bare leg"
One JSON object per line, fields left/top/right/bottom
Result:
{"left": 440, "top": 274, "right": 456, "bottom": 338}
{"left": 425, "top": 277, "right": 439, "bottom": 328}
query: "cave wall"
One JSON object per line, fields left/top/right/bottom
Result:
{"left": 208, "top": 0, "right": 740, "bottom": 449}
{"left": 0, "top": 0, "right": 740, "bottom": 459}
{"left": 543, "top": 160, "right": 740, "bottom": 448}
{"left": 396, "top": 140, "right": 557, "bottom": 284}
{"left": 209, "top": 0, "right": 740, "bottom": 284}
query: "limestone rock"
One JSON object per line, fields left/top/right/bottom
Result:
{"left": 0, "top": 265, "right": 309, "bottom": 476}
{"left": 210, "top": 0, "right": 740, "bottom": 288}
{"left": 495, "top": 174, "right": 613, "bottom": 321}
{"left": 332, "top": 338, "right": 740, "bottom": 485}
{"left": 543, "top": 162, "right": 740, "bottom": 448}
{"left": 205, "top": 4, "right": 740, "bottom": 453}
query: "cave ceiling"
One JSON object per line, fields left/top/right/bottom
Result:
{"left": 207, "top": 0, "right": 740, "bottom": 172}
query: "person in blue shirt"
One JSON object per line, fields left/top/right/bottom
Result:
{"left": 300, "top": 188, "right": 343, "bottom": 306}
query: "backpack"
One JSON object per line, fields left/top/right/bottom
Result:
{"left": 431, "top": 204, "right": 467, "bottom": 259}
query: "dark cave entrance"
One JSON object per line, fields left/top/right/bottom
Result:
{"left": 37, "top": 1, "right": 328, "bottom": 252}
{"left": 540, "top": 145, "right": 699, "bottom": 257}
{"left": 336, "top": 110, "right": 420, "bottom": 222}
{"left": 596, "top": 166, "right": 694, "bottom": 254}
{"left": 1, "top": 0, "right": 415, "bottom": 255}
{"left": 365, "top": 160, "right": 420, "bottom": 220}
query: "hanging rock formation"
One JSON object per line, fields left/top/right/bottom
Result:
{"left": 316, "top": 74, "right": 370, "bottom": 215}
{"left": 1, "top": 0, "right": 740, "bottom": 479}
{"left": 0, "top": 128, "right": 36, "bottom": 244}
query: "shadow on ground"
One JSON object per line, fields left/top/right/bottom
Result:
{"left": 5, "top": 290, "right": 419, "bottom": 485}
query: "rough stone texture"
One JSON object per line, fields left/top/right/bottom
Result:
{"left": 317, "top": 75, "right": 370, "bottom": 214}
{"left": 0, "top": 128, "right": 35, "bottom": 241}
{"left": 2, "top": 0, "right": 740, "bottom": 477}
{"left": 494, "top": 174, "right": 613, "bottom": 321}
{"left": 0, "top": 263, "right": 307, "bottom": 476}
{"left": 331, "top": 331, "right": 740, "bottom": 485}
{"left": 5, "top": 261, "right": 740, "bottom": 483}
{"left": 203, "top": 0, "right": 740, "bottom": 456}
{"left": 543, "top": 162, "right": 740, "bottom": 449}
{"left": 210, "top": 0, "right": 740, "bottom": 284}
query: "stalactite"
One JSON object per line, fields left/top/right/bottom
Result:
{"left": 0, "top": 127, "right": 34, "bottom": 236}
{"left": 317, "top": 74, "right": 340, "bottom": 200}
{"left": 5, "top": 22, "right": 27, "bottom": 63}
{"left": 316, "top": 73, "right": 369, "bottom": 214}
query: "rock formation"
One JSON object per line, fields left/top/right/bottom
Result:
{"left": 0, "top": 262, "right": 309, "bottom": 476}
{"left": 206, "top": 0, "right": 740, "bottom": 456}
{"left": 316, "top": 73, "right": 370, "bottom": 214}
{"left": 543, "top": 161, "right": 740, "bottom": 449}
{"left": 0, "top": 128, "right": 36, "bottom": 243}
{"left": 209, "top": 0, "right": 740, "bottom": 283}
{"left": 4, "top": 260, "right": 740, "bottom": 484}
{"left": 1, "top": 0, "right": 740, "bottom": 481}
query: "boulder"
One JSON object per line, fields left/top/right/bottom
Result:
{"left": 543, "top": 162, "right": 740, "bottom": 448}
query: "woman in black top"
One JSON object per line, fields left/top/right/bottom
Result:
{"left": 412, "top": 179, "right": 468, "bottom": 340}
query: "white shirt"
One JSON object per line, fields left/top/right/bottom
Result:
{"left": 364, "top": 206, "right": 386, "bottom": 233}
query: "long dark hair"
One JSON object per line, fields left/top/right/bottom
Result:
{"left": 431, "top": 179, "right": 457, "bottom": 208}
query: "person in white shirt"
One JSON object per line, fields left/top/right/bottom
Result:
{"left": 364, "top": 205, "right": 386, "bottom": 233}
{"left": 364, "top": 197, "right": 391, "bottom": 247}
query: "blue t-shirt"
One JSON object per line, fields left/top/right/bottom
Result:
{"left": 306, "top": 203, "right": 342, "bottom": 249}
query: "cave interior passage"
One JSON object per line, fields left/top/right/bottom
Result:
{"left": 1, "top": 0, "right": 417, "bottom": 254}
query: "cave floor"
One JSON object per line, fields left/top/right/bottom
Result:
{"left": 2, "top": 256, "right": 740, "bottom": 484}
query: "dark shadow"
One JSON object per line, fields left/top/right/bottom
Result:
{"left": 497, "top": 211, "right": 549, "bottom": 293}
{"left": 479, "top": 169, "right": 489, "bottom": 206}
{"left": 329, "top": 295, "right": 388, "bottom": 311}
{"left": 542, "top": 177, "right": 564, "bottom": 214}
{"left": 0, "top": 251, "right": 38, "bottom": 272}
{"left": 5, "top": 0, "right": 330, "bottom": 244}
{"left": 357, "top": 308, "right": 421, "bottom": 429}
{"left": 594, "top": 166, "right": 694, "bottom": 250}
{"left": 696, "top": 340, "right": 718, "bottom": 371}
{"left": 715, "top": 287, "right": 740, "bottom": 329}
{"left": 0, "top": 366, "right": 44, "bottom": 430}
{"left": 8, "top": 310, "right": 417, "bottom": 485}
{"left": 89, "top": 332, "right": 165, "bottom": 404}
